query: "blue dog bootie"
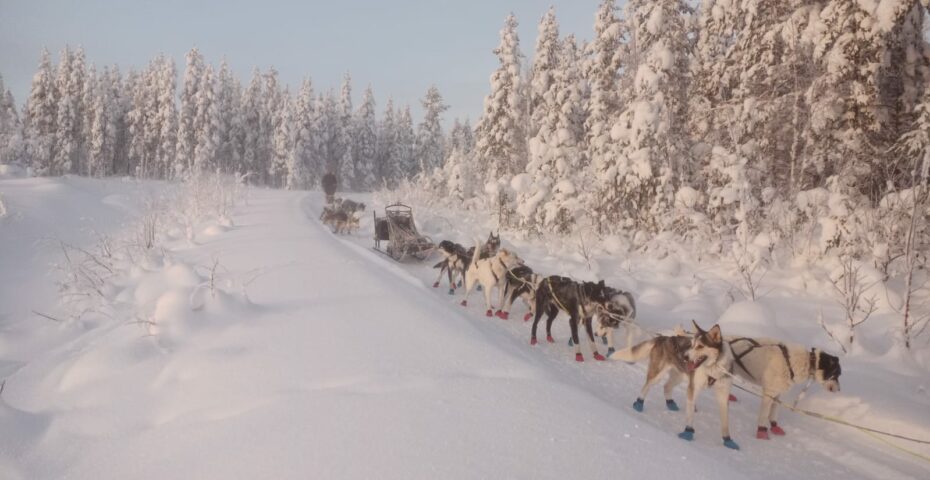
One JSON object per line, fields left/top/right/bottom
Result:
{"left": 448, "top": 288, "right": 455, "bottom": 295}
{"left": 601, "top": 335, "right": 608, "bottom": 345}
{"left": 666, "top": 399, "right": 680, "bottom": 411}
{"left": 723, "top": 436, "right": 740, "bottom": 450}
{"left": 476, "top": 285, "right": 483, "bottom": 292}
{"left": 678, "top": 427, "right": 695, "bottom": 441}
{"left": 607, "top": 347, "right": 616, "bottom": 356}
{"left": 567, "top": 338, "right": 574, "bottom": 347}
{"left": 632, "top": 398, "right": 645, "bottom": 412}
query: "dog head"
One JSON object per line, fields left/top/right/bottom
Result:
{"left": 437, "top": 240, "right": 458, "bottom": 256}
{"left": 815, "top": 351, "right": 842, "bottom": 392}
{"left": 686, "top": 320, "right": 724, "bottom": 372}
{"left": 484, "top": 231, "right": 501, "bottom": 255}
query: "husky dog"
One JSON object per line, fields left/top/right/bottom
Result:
{"left": 495, "top": 264, "right": 540, "bottom": 321}
{"left": 596, "top": 286, "right": 637, "bottom": 355}
{"left": 340, "top": 199, "right": 366, "bottom": 215}
{"left": 432, "top": 240, "right": 470, "bottom": 294}
{"left": 611, "top": 330, "right": 692, "bottom": 413}
{"left": 321, "top": 208, "right": 350, "bottom": 234}
{"left": 460, "top": 243, "right": 524, "bottom": 317}
{"left": 530, "top": 276, "right": 618, "bottom": 362}
{"left": 434, "top": 233, "right": 500, "bottom": 295}
{"left": 726, "top": 336, "right": 842, "bottom": 439}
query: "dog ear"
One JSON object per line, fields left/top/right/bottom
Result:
{"left": 691, "top": 319, "right": 704, "bottom": 334}
{"left": 707, "top": 324, "right": 722, "bottom": 344}
{"left": 673, "top": 324, "right": 686, "bottom": 336}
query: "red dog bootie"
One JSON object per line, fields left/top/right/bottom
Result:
{"left": 546, "top": 335, "right": 555, "bottom": 343}
{"left": 530, "top": 337, "right": 538, "bottom": 346}
{"left": 756, "top": 426, "right": 770, "bottom": 440}
{"left": 523, "top": 313, "right": 532, "bottom": 322}
{"left": 497, "top": 311, "right": 509, "bottom": 320}
{"left": 460, "top": 300, "right": 467, "bottom": 307}
{"left": 433, "top": 282, "right": 440, "bottom": 288}
{"left": 575, "top": 353, "right": 584, "bottom": 362}
{"left": 485, "top": 309, "right": 494, "bottom": 317}
{"left": 770, "top": 422, "right": 786, "bottom": 436}
{"left": 593, "top": 352, "right": 606, "bottom": 361}
{"left": 729, "top": 394, "right": 738, "bottom": 402}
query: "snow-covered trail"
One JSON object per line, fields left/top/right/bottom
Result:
{"left": 2, "top": 186, "right": 927, "bottom": 479}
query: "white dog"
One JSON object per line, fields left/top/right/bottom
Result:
{"left": 460, "top": 241, "right": 524, "bottom": 317}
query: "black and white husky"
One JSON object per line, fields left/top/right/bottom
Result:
{"left": 432, "top": 232, "right": 500, "bottom": 294}
{"left": 726, "top": 336, "right": 842, "bottom": 439}
{"left": 460, "top": 242, "right": 524, "bottom": 317}
{"left": 530, "top": 276, "right": 620, "bottom": 362}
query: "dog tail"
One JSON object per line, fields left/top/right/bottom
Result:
{"left": 471, "top": 238, "right": 482, "bottom": 270}
{"left": 609, "top": 339, "right": 655, "bottom": 362}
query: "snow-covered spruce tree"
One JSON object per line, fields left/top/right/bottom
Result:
{"left": 87, "top": 66, "right": 116, "bottom": 177}
{"left": 520, "top": 34, "right": 588, "bottom": 234}
{"left": 314, "top": 91, "right": 341, "bottom": 182}
{"left": 0, "top": 75, "right": 21, "bottom": 165}
{"left": 271, "top": 88, "right": 293, "bottom": 188}
{"left": 154, "top": 55, "right": 177, "bottom": 179}
{"left": 177, "top": 48, "right": 205, "bottom": 177}
{"left": 213, "top": 60, "right": 241, "bottom": 174}
{"left": 440, "top": 147, "right": 476, "bottom": 204}
{"left": 475, "top": 13, "right": 527, "bottom": 186}
{"left": 290, "top": 77, "right": 317, "bottom": 189}
{"left": 193, "top": 64, "right": 218, "bottom": 175}
{"left": 529, "top": 7, "right": 560, "bottom": 141}
{"left": 376, "top": 98, "right": 398, "bottom": 187}
{"left": 414, "top": 85, "right": 448, "bottom": 176}
{"left": 604, "top": 0, "right": 692, "bottom": 233}
{"left": 353, "top": 85, "right": 378, "bottom": 190}
{"left": 240, "top": 69, "right": 263, "bottom": 181}
{"left": 395, "top": 105, "right": 417, "bottom": 180}
{"left": 23, "top": 49, "right": 58, "bottom": 175}
{"left": 584, "top": 0, "right": 626, "bottom": 232}
{"left": 448, "top": 117, "right": 475, "bottom": 155}
{"left": 53, "top": 46, "right": 78, "bottom": 175}
{"left": 108, "top": 66, "right": 131, "bottom": 176}
{"left": 259, "top": 67, "right": 283, "bottom": 184}
{"left": 337, "top": 73, "right": 355, "bottom": 189}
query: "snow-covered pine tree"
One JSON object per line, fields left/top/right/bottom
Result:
{"left": 337, "top": 73, "right": 355, "bottom": 189}
{"left": 395, "top": 105, "right": 416, "bottom": 180}
{"left": 376, "top": 97, "right": 398, "bottom": 187}
{"left": 258, "top": 67, "right": 282, "bottom": 184}
{"left": 603, "top": 0, "right": 692, "bottom": 232}
{"left": 240, "top": 69, "right": 263, "bottom": 181}
{"left": 213, "top": 60, "right": 240, "bottom": 174}
{"left": 475, "top": 13, "right": 527, "bottom": 187}
{"left": 177, "top": 48, "right": 205, "bottom": 177}
{"left": 193, "top": 64, "right": 217, "bottom": 174}
{"left": 529, "top": 7, "right": 560, "bottom": 140}
{"left": 23, "top": 49, "right": 59, "bottom": 174}
{"left": 87, "top": 66, "right": 111, "bottom": 177}
{"left": 414, "top": 85, "right": 448, "bottom": 176}
{"left": 353, "top": 85, "right": 378, "bottom": 190}
{"left": 53, "top": 46, "right": 78, "bottom": 175}
{"left": 291, "top": 77, "right": 317, "bottom": 188}
{"left": 154, "top": 55, "right": 177, "bottom": 179}
{"left": 271, "top": 87, "right": 293, "bottom": 188}
{"left": 584, "top": 0, "right": 626, "bottom": 231}
{"left": 0, "top": 75, "right": 21, "bottom": 165}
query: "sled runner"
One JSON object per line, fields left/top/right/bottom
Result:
{"left": 373, "top": 203, "right": 434, "bottom": 261}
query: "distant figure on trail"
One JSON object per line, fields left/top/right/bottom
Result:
{"left": 322, "top": 172, "right": 337, "bottom": 204}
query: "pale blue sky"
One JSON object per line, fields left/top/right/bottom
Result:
{"left": 0, "top": 0, "right": 616, "bottom": 123}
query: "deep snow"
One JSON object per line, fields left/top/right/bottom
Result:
{"left": 0, "top": 176, "right": 928, "bottom": 479}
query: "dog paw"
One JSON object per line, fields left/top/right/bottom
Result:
{"left": 601, "top": 335, "right": 608, "bottom": 345}
{"left": 593, "top": 352, "right": 606, "bottom": 361}
{"left": 666, "top": 399, "right": 679, "bottom": 411}
{"left": 770, "top": 422, "right": 785, "bottom": 436}
{"left": 756, "top": 427, "right": 770, "bottom": 440}
{"left": 476, "top": 285, "right": 483, "bottom": 291}
{"left": 729, "top": 394, "right": 738, "bottom": 402}
{"left": 485, "top": 309, "right": 494, "bottom": 317}
{"left": 460, "top": 300, "right": 467, "bottom": 307}
{"left": 530, "top": 337, "right": 538, "bottom": 346}
{"left": 678, "top": 427, "right": 695, "bottom": 441}
{"left": 448, "top": 289, "right": 455, "bottom": 295}
{"left": 546, "top": 335, "right": 555, "bottom": 343}
{"left": 723, "top": 437, "right": 740, "bottom": 450}
{"left": 607, "top": 347, "right": 616, "bottom": 357}
{"left": 523, "top": 313, "right": 532, "bottom": 322}
{"left": 432, "top": 282, "right": 439, "bottom": 288}
{"left": 575, "top": 353, "right": 584, "bottom": 362}
{"left": 567, "top": 338, "right": 574, "bottom": 346}
{"left": 633, "top": 398, "right": 644, "bottom": 412}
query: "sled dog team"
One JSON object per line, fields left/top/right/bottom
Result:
{"left": 435, "top": 233, "right": 843, "bottom": 451}
{"left": 320, "top": 198, "right": 365, "bottom": 234}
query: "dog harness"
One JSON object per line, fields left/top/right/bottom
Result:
{"left": 729, "top": 338, "right": 813, "bottom": 382}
